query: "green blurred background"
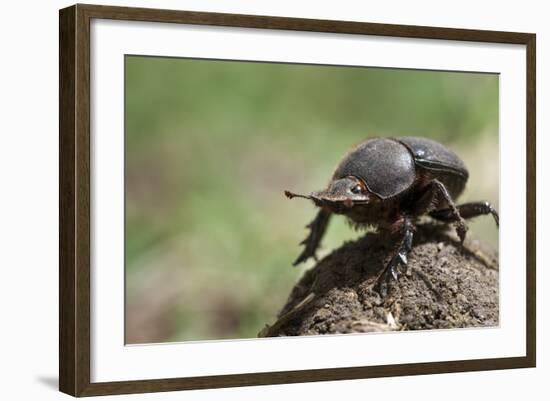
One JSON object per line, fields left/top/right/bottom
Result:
{"left": 125, "top": 56, "right": 499, "bottom": 344}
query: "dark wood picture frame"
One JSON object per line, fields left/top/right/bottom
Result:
{"left": 59, "top": 3, "right": 536, "bottom": 397}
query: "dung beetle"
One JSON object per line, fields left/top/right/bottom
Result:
{"left": 285, "top": 136, "right": 499, "bottom": 292}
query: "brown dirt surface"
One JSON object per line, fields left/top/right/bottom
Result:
{"left": 259, "top": 223, "right": 498, "bottom": 337}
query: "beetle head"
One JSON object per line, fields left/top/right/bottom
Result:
{"left": 285, "top": 176, "right": 370, "bottom": 214}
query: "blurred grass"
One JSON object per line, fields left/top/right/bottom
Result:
{"left": 125, "top": 56, "right": 499, "bottom": 344}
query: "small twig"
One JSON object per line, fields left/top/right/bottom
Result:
{"left": 412, "top": 266, "right": 443, "bottom": 301}
{"left": 258, "top": 293, "right": 316, "bottom": 337}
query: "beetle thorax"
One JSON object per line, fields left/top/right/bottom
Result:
{"left": 332, "top": 138, "right": 416, "bottom": 200}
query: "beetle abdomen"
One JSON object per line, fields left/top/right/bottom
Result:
{"left": 333, "top": 138, "right": 416, "bottom": 199}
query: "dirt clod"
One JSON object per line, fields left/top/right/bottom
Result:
{"left": 260, "top": 224, "right": 498, "bottom": 337}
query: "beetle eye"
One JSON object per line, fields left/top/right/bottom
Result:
{"left": 351, "top": 184, "right": 363, "bottom": 194}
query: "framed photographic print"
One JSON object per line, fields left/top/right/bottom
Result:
{"left": 59, "top": 4, "right": 536, "bottom": 397}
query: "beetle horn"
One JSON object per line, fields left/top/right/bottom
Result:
{"left": 284, "top": 190, "right": 313, "bottom": 201}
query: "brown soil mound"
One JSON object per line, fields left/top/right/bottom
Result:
{"left": 260, "top": 224, "right": 498, "bottom": 337}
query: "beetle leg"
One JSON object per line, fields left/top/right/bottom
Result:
{"left": 420, "top": 179, "right": 468, "bottom": 244}
{"left": 375, "top": 217, "right": 414, "bottom": 296}
{"left": 293, "top": 209, "right": 332, "bottom": 266}
{"left": 430, "top": 201, "right": 499, "bottom": 227}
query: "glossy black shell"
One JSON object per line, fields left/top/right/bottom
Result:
{"left": 332, "top": 137, "right": 469, "bottom": 199}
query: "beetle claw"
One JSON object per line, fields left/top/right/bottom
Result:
{"left": 456, "top": 220, "right": 468, "bottom": 244}
{"left": 398, "top": 252, "right": 407, "bottom": 265}
{"left": 390, "top": 264, "right": 399, "bottom": 281}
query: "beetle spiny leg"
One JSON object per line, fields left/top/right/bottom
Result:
{"left": 292, "top": 209, "right": 332, "bottom": 266}
{"left": 375, "top": 217, "right": 415, "bottom": 296}
{"left": 430, "top": 201, "right": 499, "bottom": 230}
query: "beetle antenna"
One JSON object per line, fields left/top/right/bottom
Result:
{"left": 284, "top": 190, "right": 313, "bottom": 200}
